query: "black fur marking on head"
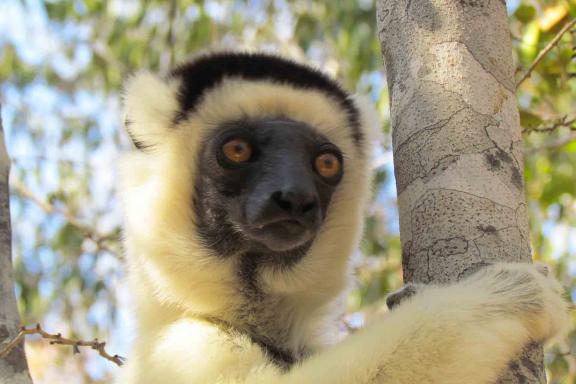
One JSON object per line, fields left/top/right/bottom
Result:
{"left": 169, "top": 52, "right": 363, "bottom": 145}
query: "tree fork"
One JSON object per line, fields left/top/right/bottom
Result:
{"left": 376, "top": 1, "right": 544, "bottom": 382}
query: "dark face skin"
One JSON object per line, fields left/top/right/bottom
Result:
{"left": 193, "top": 118, "right": 343, "bottom": 262}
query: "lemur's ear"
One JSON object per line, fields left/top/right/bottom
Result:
{"left": 123, "top": 72, "right": 179, "bottom": 151}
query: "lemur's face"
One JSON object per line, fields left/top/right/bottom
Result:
{"left": 121, "top": 52, "right": 373, "bottom": 306}
{"left": 194, "top": 118, "right": 343, "bottom": 257}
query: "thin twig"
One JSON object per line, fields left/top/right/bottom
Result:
{"left": 522, "top": 115, "right": 576, "bottom": 133}
{"left": 10, "top": 179, "right": 118, "bottom": 254}
{"left": 166, "top": 0, "right": 178, "bottom": 70}
{"left": 526, "top": 132, "right": 576, "bottom": 155}
{"left": 0, "top": 324, "right": 125, "bottom": 367}
{"left": 517, "top": 18, "right": 576, "bottom": 88}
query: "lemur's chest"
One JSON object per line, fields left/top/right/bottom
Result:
{"left": 221, "top": 296, "right": 315, "bottom": 370}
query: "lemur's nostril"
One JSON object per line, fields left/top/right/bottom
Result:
{"left": 302, "top": 201, "right": 317, "bottom": 214}
{"left": 271, "top": 189, "right": 318, "bottom": 216}
{"left": 272, "top": 191, "right": 293, "bottom": 212}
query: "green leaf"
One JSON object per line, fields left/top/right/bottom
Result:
{"left": 54, "top": 223, "right": 85, "bottom": 258}
{"left": 515, "top": 5, "right": 536, "bottom": 23}
{"left": 519, "top": 109, "right": 544, "bottom": 128}
{"left": 519, "top": 21, "right": 540, "bottom": 63}
{"left": 563, "top": 141, "right": 576, "bottom": 153}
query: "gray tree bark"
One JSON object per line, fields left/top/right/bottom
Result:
{"left": 0, "top": 106, "right": 33, "bottom": 383}
{"left": 376, "top": 1, "right": 544, "bottom": 383}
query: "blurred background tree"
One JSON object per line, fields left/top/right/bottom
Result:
{"left": 0, "top": 0, "right": 574, "bottom": 383}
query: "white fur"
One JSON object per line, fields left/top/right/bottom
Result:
{"left": 117, "top": 63, "right": 570, "bottom": 384}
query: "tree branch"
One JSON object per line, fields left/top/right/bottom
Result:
{"left": 159, "top": 0, "right": 178, "bottom": 72}
{"left": 167, "top": 0, "right": 177, "bottom": 68}
{"left": 522, "top": 115, "right": 576, "bottom": 133}
{"left": 10, "top": 180, "right": 118, "bottom": 255}
{"left": 516, "top": 18, "right": 576, "bottom": 88}
{"left": 378, "top": 1, "right": 546, "bottom": 381}
{"left": 0, "top": 324, "right": 125, "bottom": 367}
{"left": 526, "top": 132, "right": 576, "bottom": 155}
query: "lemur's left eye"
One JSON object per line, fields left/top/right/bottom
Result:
{"left": 222, "top": 138, "right": 252, "bottom": 163}
{"left": 315, "top": 152, "right": 342, "bottom": 179}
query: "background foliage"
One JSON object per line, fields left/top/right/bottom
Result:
{"left": 0, "top": 0, "right": 574, "bottom": 382}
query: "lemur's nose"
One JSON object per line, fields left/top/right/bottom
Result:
{"left": 245, "top": 145, "right": 322, "bottom": 231}
{"left": 248, "top": 183, "right": 321, "bottom": 230}
{"left": 270, "top": 189, "right": 319, "bottom": 217}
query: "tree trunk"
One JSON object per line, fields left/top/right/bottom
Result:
{"left": 0, "top": 106, "right": 33, "bottom": 383}
{"left": 376, "top": 1, "right": 544, "bottom": 383}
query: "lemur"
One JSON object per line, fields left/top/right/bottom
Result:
{"left": 117, "top": 51, "right": 570, "bottom": 384}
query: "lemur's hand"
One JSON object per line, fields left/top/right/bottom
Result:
{"left": 386, "top": 283, "right": 423, "bottom": 310}
{"left": 464, "top": 262, "right": 570, "bottom": 342}
{"left": 387, "top": 263, "right": 570, "bottom": 342}
{"left": 386, "top": 263, "right": 492, "bottom": 310}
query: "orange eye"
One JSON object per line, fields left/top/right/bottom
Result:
{"left": 315, "top": 152, "right": 342, "bottom": 179}
{"left": 222, "top": 138, "right": 252, "bottom": 163}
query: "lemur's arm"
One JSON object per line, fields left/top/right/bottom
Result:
{"left": 120, "top": 263, "right": 568, "bottom": 384}
{"left": 248, "top": 263, "right": 569, "bottom": 384}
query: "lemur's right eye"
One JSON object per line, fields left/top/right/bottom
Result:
{"left": 315, "top": 152, "right": 342, "bottom": 179}
{"left": 221, "top": 138, "right": 252, "bottom": 164}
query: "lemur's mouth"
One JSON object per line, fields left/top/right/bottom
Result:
{"left": 259, "top": 219, "right": 307, "bottom": 235}
{"left": 245, "top": 219, "right": 315, "bottom": 252}
{"left": 255, "top": 218, "right": 304, "bottom": 231}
